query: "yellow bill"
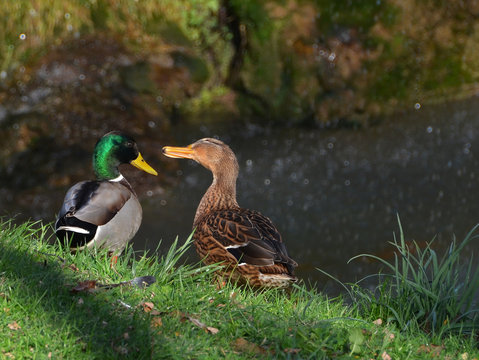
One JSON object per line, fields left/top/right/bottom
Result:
{"left": 131, "top": 153, "right": 158, "bottom": 175}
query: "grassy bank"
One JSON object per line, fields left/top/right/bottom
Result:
{"left": 0, "top": 219, "right": 478, "bottom": 359}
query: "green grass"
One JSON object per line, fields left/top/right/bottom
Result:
{"left": 1, "top": 219, "right": 478, "bottom": 359}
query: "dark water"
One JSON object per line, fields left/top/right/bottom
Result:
{"left": 138, "top": 97, "right": 479, "bottom": 293}
{"left": 4, "top": 97, "right": 479, "bottom": 294}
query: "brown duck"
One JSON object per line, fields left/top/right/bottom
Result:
{"left": 162, "top": 138, "right": 297, "bottom": 287}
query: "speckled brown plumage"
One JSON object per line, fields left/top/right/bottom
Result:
{"left": 162, "top": 138, "right": 298, "bottom": 287}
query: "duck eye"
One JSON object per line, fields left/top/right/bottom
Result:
{"left": 125, "top": 141, "right": 133, "bottom": 148}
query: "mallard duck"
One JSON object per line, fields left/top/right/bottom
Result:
{"left": 55, "top": 131, "right": 158, "bottom": 255}
{"left": 162, "top": 138, "right": 297, "bottom": 287}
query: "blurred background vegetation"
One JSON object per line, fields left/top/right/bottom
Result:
{"left": 2, "top": 0, "right": 479, "bottom": 130}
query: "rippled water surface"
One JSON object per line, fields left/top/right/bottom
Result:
{"left": 4, "top": 98, "right": 479, "bottom": 293}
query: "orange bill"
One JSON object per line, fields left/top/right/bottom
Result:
{"left": 162, "top": 145, "right": 194, "bottom": 159}
{"left": 131, "top": 153, "right": 158, "bottom": 175}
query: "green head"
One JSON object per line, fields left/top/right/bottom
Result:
{"left": 93, "top": 131, "right": 158, "bottom": 180}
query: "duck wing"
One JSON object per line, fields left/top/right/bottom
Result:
{"left": 200, "top": 208, "right": 297, "bottom": 274}
{"left": 55, "top": 180, "right": 132, "bottom": 247}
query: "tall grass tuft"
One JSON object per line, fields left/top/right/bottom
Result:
{"left": 347, "top": 216, "right": 479, "bottom": 336}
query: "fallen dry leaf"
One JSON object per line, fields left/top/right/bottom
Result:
{"left": 7, "top": 321, "right": 21, "bottom": 331}
{"left": 114, "top": 345, "right": 128, "bottom": 355}
{"left": 206, "top": 326, "right": 219, "bottom": 334}
{"left": 151, "top": 317, "right": 163, "bottom": 328}
{"left": 141, "top": 302, "right": 155, "bottom": 313}
{"left": 384, "top": 329, "right": 395, "bottom": 341}
{"left": 172, "top": 310, "right": 185, "bottom": 319}
{"left": 418, "top": 344, "right": 444, "bottom": 357}
{"left": 3, "top": 352, "right": 14, "bottom": 359}
{"left": 62, "top": 263, "right": 79, "bottom": 272}
{"left": 373, "top": 318, "right": 383, "bottom": 326}
{"left": 233, "top": 337, "right": 267, "bottom": 355}
{"left": 70, "top": 280, "right": 97, "bottom": 293}
{"left": 185, "top": 315, "right": 219, "bottom": 334}
{"left": 381, "top": 351, "right": 392, "bottom": 360}
{"left": 284, "top": 348, "right": 301, "bottom": 354}
{"left": 186, "top": 317, "right": 203, "bottom": 328}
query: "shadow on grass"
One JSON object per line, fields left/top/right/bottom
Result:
{"left": 0, "top": 224, "right": 154, "bottom": 358}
